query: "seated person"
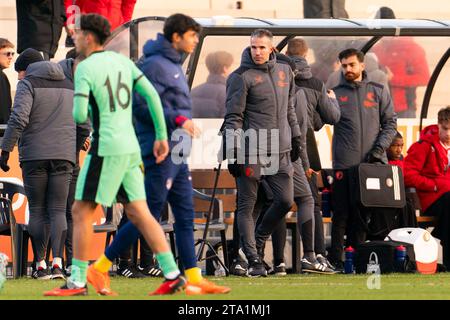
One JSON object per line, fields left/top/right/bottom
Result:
{"left": 387, "top": 131, "right": 404, "bottom": 170}
{"left": 404, "top": 106, "right": 450, "bottom": 268}
{"left": 191, "top": 51, "right": 233, "bottom": 118}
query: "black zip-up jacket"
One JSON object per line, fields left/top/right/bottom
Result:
{"left": 224, "top": 48, "right": 301, "bottom": 157}
{"left": 16, "top": 0, "right": 65, "bottom": 58}
{"left": 331, "top": 71, "right": 397, "bottom": 169}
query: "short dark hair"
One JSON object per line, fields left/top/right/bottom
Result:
{"left": 286, "top": 38, "right": 308, "bottom": 57}
{"left": 250, "top": 29, "right": 273, "bottom": 40}
{"left": 0, "top": 38, "right": 14, "bottom": 50}
{"left": 66, "top": 48, "right": 77, "bottom": 59}
{"left": 163, "top": 13, "right": 201, "bottom": 42}
{"left": 80, "top": 14, "right": 111, "bottom": 45}
{"left": 438, "top": 106, "right": 450, "bottom": 124}
{"left": 338, "top": 48, "right": 365, "bottom": 62}
{"left": 377, "top": 7, "right": 396, "bottom": 19}
{"left": 394, "top": 131, "right": 403, "bottom": 140}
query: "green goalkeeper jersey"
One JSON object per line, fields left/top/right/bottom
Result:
{"left": 73, "top": 50, "right": 167, "bottom": 156}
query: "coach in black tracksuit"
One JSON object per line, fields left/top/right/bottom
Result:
{"left": 285, "top": 38, "right": 341, "bottom": 267}
{"left": 224, "top": 29, "right": 301, "bottom": 277}
{"left": 328, "top": 49, "right": 397, "bottom": 269}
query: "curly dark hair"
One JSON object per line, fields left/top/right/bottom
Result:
{"left": 80, "top": 14, "right": 111, "bottom": 45}
{"left": 163, "top": 13, "right": 201, "bottom": 42}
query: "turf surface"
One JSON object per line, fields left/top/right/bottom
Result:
{"left": 1, "top": 273, "right": 450, "bottom": 300}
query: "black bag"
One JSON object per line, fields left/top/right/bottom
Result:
{"left": 354, "top": 240, "right": 416, "bottom": 274}
{"left": 357, "top": 163, "right": 406, "bottom": 208}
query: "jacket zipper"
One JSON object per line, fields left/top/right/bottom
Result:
{"left": 268, "top": 66, "right": 280, "bottom": 153}
{"left": 356, "top": 85, "right": 364, "bottom": 162}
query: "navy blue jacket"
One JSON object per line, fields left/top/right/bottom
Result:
{"left": 133, "top": 33, "right": 192, "bottom": 161}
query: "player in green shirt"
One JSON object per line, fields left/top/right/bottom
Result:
{"left": 45, "top": 14, "right": 185, "bottom": 297}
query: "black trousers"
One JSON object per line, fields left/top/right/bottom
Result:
{"left": 236, "top": 154, "right": 294, "bottom": 262}
{"left": 22, "top": 160, "right": 73, "bottom": 261}
{"left": 118, "top": 212, "right": 155, "bottom": 267}
{"left": 329, "top": 167, "right": 368, "bottom": 263}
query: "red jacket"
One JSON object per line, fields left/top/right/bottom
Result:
{"left": 65, "top": 0, "right": 136, "bottom": 31}
{"left": 373, "top": 38, "right": 429, "bottom": 113}
{"left": 404, "top": 125, "right": 450, "bottom": 212}
{"left": 389, "top": 159, "right": 404, "bottom": 172}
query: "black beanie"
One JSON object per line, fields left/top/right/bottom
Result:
{"left": 15, "top": 48, "right": 44, "bottom": 72}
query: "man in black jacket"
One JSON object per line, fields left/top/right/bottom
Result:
{"left": 223, "top": 29, "right": 301, "bottom": 277}
{"left": 16, "top": 0, "right": 65, "bottom": 59}
{"left": 328, "top": 48, "right": 397, "bottom": 270}
{"left": 286, "top": 38, "right": 340, "bottom": 270}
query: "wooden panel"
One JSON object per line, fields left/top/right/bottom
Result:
{"left": 191, "top": 169, "right": 236, "bottom": 189}
{"left": 193, "top": 194, "right": 236, "bottom": 212}
{"left": 417, "top": 216, "right": 435, "bottom": 223}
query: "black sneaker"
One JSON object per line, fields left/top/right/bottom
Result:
{"left": 64, "top": 265, "right": 72, "bottom": 277}
{"left": 248, "top": 260, "right": 268, "bottom": 277}
{"left": 51, "top": 265, "right": 66, "bottom": 280}
{"left": 32, "top": 267, "right": 52, "bottom": 280}
{"left": 230, "top": 260, "right": 248, "bottom": 277}
{"left": 301, "top": 258, "right": 336, "bottom": 274}
{"left": 138, "top": 265, "right": 163, "bottom": 277}
{"left": 272, "top": 263, "right": 287, "bottom": 276}
{"left": 117, "top": 265, "right": 146, "bottom": 278}
{"left": 330, "top": 260, "right": 345, "bottom": 273}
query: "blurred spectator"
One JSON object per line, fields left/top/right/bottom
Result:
{"left": 372, "top": 7, "right": 430, "bottom": 118}
{"left": 0, "top": 39, "right": 14, "bottom": 124}
{"left": 404, "top": 106, "right": 450, "bottom": 268}
{"left": 303, "top": 0, "right": 348, "bottom": 18}
{"left": 191, "top": 51, "right": 233, "bottom": 118}
{"left": 16, "top": 0, "right": 66, "bottom": 60}
{"left": 326, "top": 52, "right": 389, "bottom": 91}
{"left": 65, "top": 0, "right": 137, "bottom": 33}
{"left": 310, "top": 47, "right": 339, "bottom": 84}
{"left": 0, "top": 48, "right": 76, "bottom": 280}
{"left": 387, "top": 131, "right": 404, "bottom": 170}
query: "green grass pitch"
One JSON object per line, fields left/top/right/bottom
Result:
{"left": 1, "top": 273, "right": 450, "bottom": 300}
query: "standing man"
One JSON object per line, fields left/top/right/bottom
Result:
{"left": 90, "top": 13, "right": 230, "bottom": 295}
{"left": 0, "top": 38, "right": 14, "bottom": 124}
{"left": 285, "top": 38, "right": 340, "bottom": 270}
{"left": 0, "top": 48, "right": 74, "bottom": 280}
{"left": 224, "top": 29, "right": 301, "bottom": 277}
{"left": 328, "top": 48, "right": 397, "bottom": 270}
{"left": 16, "top": 0, "right": 66, "bottom": 60}
{"left": 44, "top": 14, "right": 183, "bottom": 297}
{"left": 303, "top": 0, "right": 349, "bottom": 18}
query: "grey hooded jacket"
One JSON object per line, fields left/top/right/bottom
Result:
{"left": 224, "top": 47, "right": 301, "bottom": 157}
{"left": 1, "top": 61, "right": 76, "bottom": 164}
{"left": 58, "top": 58, "right": 91, "bottom": 155}
{"left": 291, "top": 56, "right": 340, "bottom": 129}
{"left": 331, "top": 71, "right": 397, "bottom": 169}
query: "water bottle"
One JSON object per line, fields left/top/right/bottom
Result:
{"left": 344, "top": 246, "right": 355, "bottom": 274}
{"left": 395, "top": 245, "right": 407, "bottom": 272}
{"left": 0, "top": 253, "right": 8, "bottom": 291}
{"left": 321, "top": 188, "right": 331, "bottom": 217}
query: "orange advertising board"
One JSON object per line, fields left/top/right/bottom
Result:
{"left": 0, "top": 147, "right": 107, "bottom": 262}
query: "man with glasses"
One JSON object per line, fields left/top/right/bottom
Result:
{"left": 0, "top": 38, "right": 14, "bottom": 124}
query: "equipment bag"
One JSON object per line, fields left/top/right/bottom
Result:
{"left": 354, "top": 240, "right": 416, "bottom": 274}
{"left": 357, "top": 163, "right": 406, "bottom": 208}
